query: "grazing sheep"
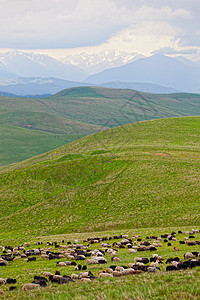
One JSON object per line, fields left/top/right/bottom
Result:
{"left": 147, "top": 267, "right": 159, "bottom": 273}
{"left": 149, "top": 262, "right": 159, "bottom": 268}
{"left": 32, "top": 279, "right": 47, "bottom": 287}
{"left": 78, "top": 271, "right": 93, "bottom": 279}
{"left": 128, "top": 249, "right": 136, "bottom": 253}
{"left": 22, "top": 283, "right": 40, "bottom": 290}
{"left": 128, "top": 263, "right": 134, "bottom": 268}
{"left": 122, "top": 268, "right": 136, "bottom": 275}
{"left": 0, "top": 278, "right": 6, "bottom": 285}
{"left": 81, "top": 278, "right": 91, "bottom": 282}
{"left": 99, "top": 273, "right": 113, "bottom": 278}
{"left": 104, "top": 268, "right": 113, "bottom": 274}
{"left": 184, "top": 252, "right": 195, "bottom": 260}
{"left": 27, "top": 257, "right": 36, "bottom": 262}
{"left": 115, "top": 266, "right": 124, "bottom": 272}
{"left": 43, "top": 272, "right": 53, "bottom": 277}
{"left": 166, "top": 266, "right": 178, "bottom": 271}
{"left": 0, "top": 261, "right": 8, "bottom": 266}
{"left": 112, "top": 257, "right": 121, "bottom": 262}
{"left": 57, "top": 262, "right": 67, "bottom": 267}
{"left": 6, "top": 278, "right": 17, "bottom": 284}
{"left": 71, "top": 274, "right": 79, "bottom": 280}
{"left": 113, "top": 271, "right": 123, "bottom": 277}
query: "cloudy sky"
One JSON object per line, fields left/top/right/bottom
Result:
{"left": 0, "top": 0, "right": 199, "bottom": 58}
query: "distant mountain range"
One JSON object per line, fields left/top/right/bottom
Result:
{"left": 0, "top": 77, "right": 180, "bottom": 96}
{"left": 0, "top": 77, "right": 91, "bottom": 97}
{"left": 63, "top": 50, "right": 144, "bottom": 74}
{"left": 0, "top": 51, "right": 87, "bottom": 81}
{"left": 0, "top": 51, "right": 200, "bottom": 93}
{"left": 0, "top": 61, "right": 17, "bottom": 78}
{"left": 86, "top": 54, "right": 200, "bottom": 93}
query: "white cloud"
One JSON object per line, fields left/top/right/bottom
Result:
{"left": 0, "top": 0, "right": 199, "bottom": 60}
{"left": 101, "top": 21, "right": 177, "bottom": 55}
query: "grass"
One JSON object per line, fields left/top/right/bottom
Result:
{"left": 0, "top": 227, "right": 199, "bottom": 299}
{"left": 0, "top": 116, "right": 199, "bottom": 239}
{"left": 0, "top": 125, "right": 84, "bottom": 166}
{"left": 0, "top": 86, "right": 200, "bottom": 165}
{"left": 0, "top": 116, "right": 199, "bottom": 298}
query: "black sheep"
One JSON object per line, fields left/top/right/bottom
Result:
{"left": 166, "top": 265, "right": 178, "bottom": 271}
{"left": 27, "top": 257, "right": 36, "bottom": 262}
{"left": 6, "top": 278, "right": 17, "bottom": 284}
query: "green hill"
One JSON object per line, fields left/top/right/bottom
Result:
{"left": 0, "top": 116, "right": 199, "bottom": 239}
{"left": 0, "top": 125, "right": 84, "bottom": 166}
{"left": 0, "top": 86, "right": 200, "bottom": 166}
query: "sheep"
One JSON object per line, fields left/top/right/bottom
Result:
{"left": 122, "top": 268, "right": 136, "bottom": 275}
{"left": 184, "top": 252, "right": 195, "bottom": 260}
{"left": 166, "top": 266, "right": 178, "bottom": 271}
{"left": 86, "top": 259, "right": 97, "bottom": 264}
{"left": 71, "top": 274, "right": 79, "bottom": 280}
{"left": 113, "top": 271, "right": 123, "bottom": 277}
{"left": 107, "top": 249, "right": 117, "bottom": 256}
{"left": 32, "top": 277, "right": 47, "bottom": 287}
{"left": 112, "top": 257, "right": 121, "bottom": 262}
{"left": 149, "top": 262, "right": 159, "bottom": 268}
{"left": 128, "top": 249, "right": 136, "bottom": 253}
{"left": 147, "top": 267, "right": 159, "bottom": 273}
{"left": 128, "top": 263, "right": 134, "bottom": 268}
{"left": 56, "top": 262, "right": 67, "bottom": 267}
{"left": 99, "top": 273, "right": 113, "bottom": 278}
{"left": 76, "top": 255, "right": 86, "bottom": 260}
{"left": 43, "top": 272, "right": 53, "bottom": 277}
{"left": 41, "top": 254, "right": 48, "bottom": 259}
{"left": 59, "top": 276, "right": 74, "bottom": 284}
{"left": 6, "top": 278, "right": 17, "bottom": 284}
{"left": 0, "top": 261, "right": 8, "bottom": 266}
{"left": 104, "top": 268, "right": 113, "bottom": 274}
{"left": 22, "top": 283, "right": 40, "bottom": 290}
{"left": 27, "top": 257, "right": 36, "bottom": 262}
{"left": 81, "top": 278, "right": 91, "bottom": 282}
{"left": 0, "top": 278, "right": 6, "bottom": 285}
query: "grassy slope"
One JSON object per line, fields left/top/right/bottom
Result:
{"left": 0, "top": 125, "right": 85, "bottom": 166}
{"left": 0, "top": 227, "right": 199, "bottom": 299}
{"left": 0, "top": 87, "right": 200, "bottom": 166}
{"left": 0, "top": 116, "right": 199, "bottom": 239}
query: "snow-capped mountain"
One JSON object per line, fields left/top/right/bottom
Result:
{"left": 0, "top": 61, "right": 17, "bottom": 78}
{"left": 86, "top": 54, "right": 200, "bottom": 92}
{"left": 63, "top": 50, "right": 144, "bottom": 74}
{"left": 0, "top": 51, "right": 87, "bottom": 81}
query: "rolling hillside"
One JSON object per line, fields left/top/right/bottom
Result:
{"left": 0, "top": 86, "right": 200, "bottom": 166}
{"left": 0, "top": 125, "right": 84, "bottom": 166}
{"left": 0, "top": 117, "right": 199, "bottom": 239}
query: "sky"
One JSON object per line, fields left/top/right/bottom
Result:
{"left": 0, "top": 0, "right": 199, "bottom": 59}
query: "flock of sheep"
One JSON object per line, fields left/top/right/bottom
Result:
{"left": 0, "top": 229, "right": 200, "bottom": 295}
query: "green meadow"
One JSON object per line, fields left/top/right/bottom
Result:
{"left": 0, "top": 228, "right": 199, "bottom": 299}
{"left": 0, "top": 116, "right": 199, "bottom": 239}
{"left": 0, "top": 116, "right": 199, "bottom": 299}
{"left": 1, "top": 87, "right": 200, "bottom": 165}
